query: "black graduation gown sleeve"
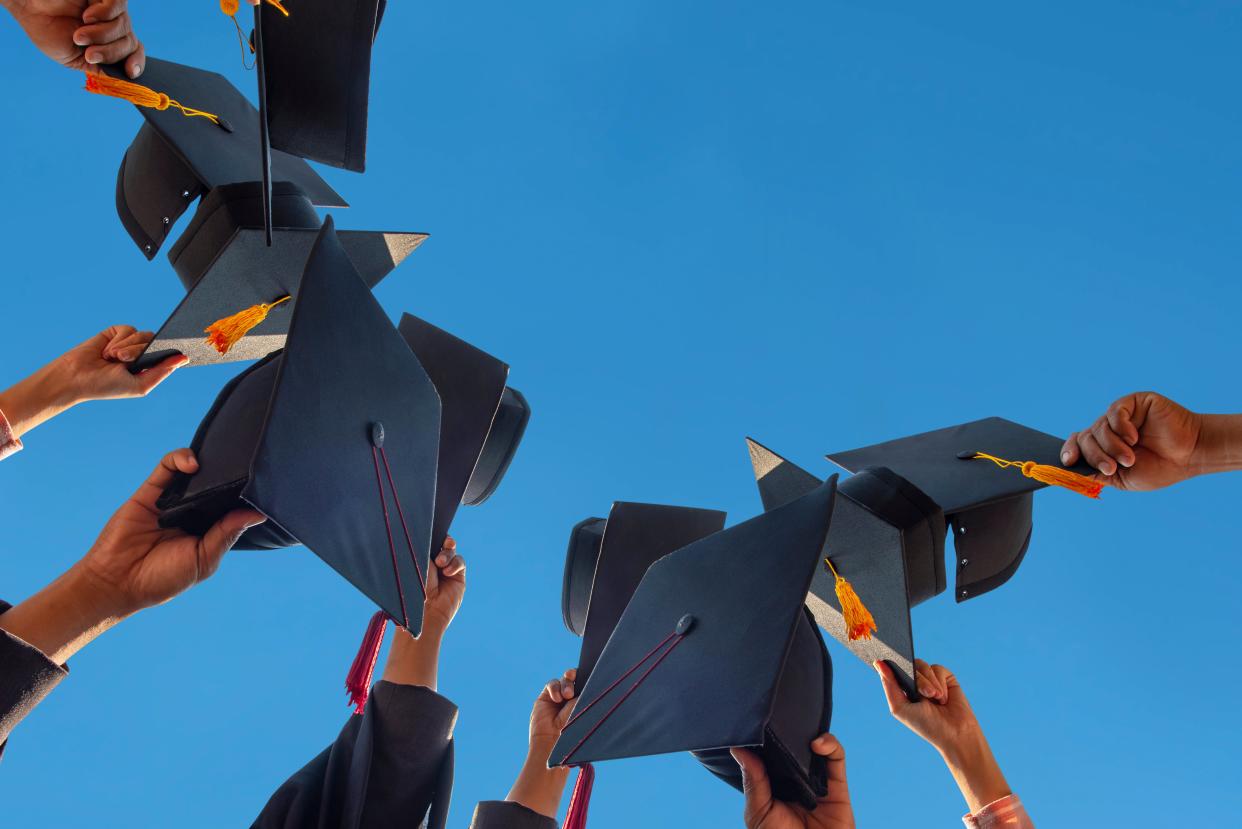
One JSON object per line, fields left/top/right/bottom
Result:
{"left": 0, "top": 599, "right": 69, "bottom": 759}
{"left": 469, "top": 801, "right": 559, "bottom": 829}
{"left": 252, "top": 680, "right": 457, "bottom": 829}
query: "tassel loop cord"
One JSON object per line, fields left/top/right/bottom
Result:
{"left": 971, "top": 451, "right": 1104, "bottom": 499}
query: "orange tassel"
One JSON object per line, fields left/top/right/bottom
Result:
{"left": 84, "top": 74, "right": 220, "bottom": 124}
{"left": 971, "top": 452, "right": 1103, "bottom": 499}
{"left": 825, "top": 558, "right": 877, "bottom": 641}
{"left": 220, "top": 0, "right": 288, "bottom": 66}
{"left": 204, "top": 295, "right": 292, "bottom": 355}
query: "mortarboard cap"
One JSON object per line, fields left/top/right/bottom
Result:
{"left": 560, "top": 502, "right": 726, "bottom": 688}
{"left": 827, "top": 416, "right": 1097, "bottom": 603}
{"left": 128, "top": 181, "right": 425, "bottom": 373}
{"left": 550, "top": 480, "right": 838, "bottom": 810}
{"left": 395, "top": 314, "right": 532, "bottom": 552}
{"left": 103, "top": 57, "right": 346, "bottom": 260}
{"left": 256, "top": 0, "right": 385, "bottom": 172}
{"left": 747, "top": 438, "right": 944, "bottom": 700}
{"left": 156, "top": 216, "right": 441, "bottom": 634}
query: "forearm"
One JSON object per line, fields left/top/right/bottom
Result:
{"left": 1190, "top": 413, "right": 1242, "bottom": 477}
{"left": 505, "top": 747, "right": 571, "bottom": 819}
{"left": 380, "top": 623, "right": 444, "bottom": 690}
{"left": 0, "top": 565, "right": 128, "bottom": 666}
{"left": 0, "top": 361, "right": 80, "bottom": 440}
{"left": 939, "top": 729, "right": 1012, "bottom": 816}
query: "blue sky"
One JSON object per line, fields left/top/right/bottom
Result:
{"left": 1, "top": 1, "right": 1240, "bottom": 826}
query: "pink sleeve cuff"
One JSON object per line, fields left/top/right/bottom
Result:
{"left": 0, "top": 407, "right": 21, "bottom": 461}
{"left": 963, "top": 794, "right": 1034, "bottom": 829}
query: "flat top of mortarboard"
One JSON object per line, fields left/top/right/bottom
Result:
{"left": 826, "top": 416, "right": 1094, "bottom": 515}
{"left": 550, "top": 478, "right": 837, "bottom": 768}
{"left": 242, "top": 215, "right": 441, "bottom": 634}
{"left": 129, "top": 182, "right": 425, "bottom": 373}
{"left": 102, "top": 57, "right": 345, "bottom": 207}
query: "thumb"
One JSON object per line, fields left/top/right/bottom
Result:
{"left": 874, "top": 660, "right": 910, "bottom": 715}
{"left": 198, "top": 509, "right": 266, "bottom": 580}
{"left": 135, "top": 354, "right": 189, "bottom": 395}
{"left": 731, "top": 747, "right": 773, "bottom": 828}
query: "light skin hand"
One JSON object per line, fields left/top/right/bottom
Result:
{"left": 875, "top": 660, "right": 1011, "bottom": 815}
{"left": 505, "top": 669, "right": 577, "bottom": 819}
{"left": 0, "top": 326, "right": 187, "bottom": 440}
{"left": 4, "top": 0, "right": 145, "bottom": 77}
{"left": 381, "top": 538, "right": 466, "bottom": 691}
{"left": 731, "top": 734, "right": 854, "bottom": 829}
{"left": 0, "top": 448, "right": 265, "bottom": 664}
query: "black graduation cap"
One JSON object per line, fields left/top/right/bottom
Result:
{"left": 103, "top": 57, "right": 346, "bottom": 260}
{"left": 550, "top": 480, "right": 838, "bottom": 811}
{"left": 156, "top": 216, "right": 442, "bottom": 634}
{"left": 560, "top": 502, "right": 726, "bottom": 689}
{"left": 747, "top": 438, "right": 944, "bottom": 701}
{"left": 827, "top": 417, "right": 1097, "bottom": 604}
{"left": 127, "top": 180, "right": 425, "bottom": 373}
{"left": 255, "top": 0, "right": 386, "bottom": 172}
{"left": 395, "top": 313, "right": 532, "bottom": 553}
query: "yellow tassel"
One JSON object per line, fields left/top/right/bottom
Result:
{"left": 204, "top": 295, "right": 292, "bottom": 355}
{"left": 84, "top": 74, "right": 220, "bottom": 124}
{"left": 971, "top": 452, "right": 1103, "bottom": 499}
{"left": 220, "top": 0, "right": 289, "bottom": 66}
{"left": 825, "top": 558, "right": 877, "bottom": 641}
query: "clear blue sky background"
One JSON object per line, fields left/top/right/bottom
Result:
{"left": 1, "top": 2, "right": 1239, "bottom": 826}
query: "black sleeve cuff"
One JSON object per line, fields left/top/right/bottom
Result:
{"left": 470, "top": 801, "right": 560, "bottom": 829}
{"left": 0, "top": 600, "right": 69, "bottom": 748}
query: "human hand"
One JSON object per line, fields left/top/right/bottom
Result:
{"left": 875, "top": 660, "right": 1011, "bottom": 814}
{"left": 6, "top": 0, "right": 144, "bottom": 77}
{"left": 0, "top": 449, "right": 264, "bottom": 665}
{"left": 75, "top": 448, "right": 266, "bottom": 618}
{"left": 731, "top": 734, "right": 854, "bottom": 829}
{"left": 506, "top": 669, "right": 577, "bottom": 819}
{"left": 1060, "top": 392, "right": 1203, "bottom": 491}
{"left": 57, "top": 325, "right": 186, "bottom": 403}
{"left": 422, "top": 536, "right": 466, "bottom": 634}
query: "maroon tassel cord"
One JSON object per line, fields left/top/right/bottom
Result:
{"left": 562, "top": 763, "right": 595, "bottom": 829}
{"left": 345, "top": 611, "right": 389, "bottom": 714}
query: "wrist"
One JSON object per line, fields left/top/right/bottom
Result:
{"left": 938, "top": 728, "right": 1011, "bottom": 815}
{"left": 0, "top": 565, "right": 132, "bottom": 665}
{"left": 1190, "top": 414, "right": 1242, "bottom": 477}
{"left": 0, "top": 363, "right": 80, "bottom": 438}
{"left": 507, "top": 752, "right": 571, "bottom": 818}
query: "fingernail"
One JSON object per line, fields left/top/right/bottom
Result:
{"left": 245, "top": 517, "right": 267, "bottom": 529}
{"left": 1121, "top": 454, "right": 1134, "bottom": 468}
{"left": 129, "top": 64, "right": 143, "bottom": 79}
{"left": 1061, "top": 451, "right": 1071, "bottom": 464}
{"left": 73, "top": 33, "right": 89, "bottom": 46}
{"left": 86, "top": 52, "right": 101, "bottom": 64}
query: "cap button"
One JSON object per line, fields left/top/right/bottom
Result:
{"left": 369, "top": 421, "right": 385, "bottom": 448}
{"left": 955, "top": 450, "right": 976, "bottom": 460}
{"left": 675, "top": 614, "right": 696, "bottom": 635}
{"left": 960, "top": 588, "right": 969, "bottom": 599}
{"left": 215, "top": 116, "right": 234, "bottom": 133}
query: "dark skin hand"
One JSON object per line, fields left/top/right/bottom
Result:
{"left": 1061, "top": 392, "right": 1204, "bottom": 491}
{"left": 5, "top": 0, "right": 145, "bottom": 77}
{"left": 731, "top": 734, "right": 855, "bottom": 829}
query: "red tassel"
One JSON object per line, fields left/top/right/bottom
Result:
{"left": 562, "top": 764, "right": 595, "bottom": 829}
{"left": 345, "top": 611, "right": 388, "bottom": 714}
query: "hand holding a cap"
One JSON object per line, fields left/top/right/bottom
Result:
{"left": 0, "top": 326, "right": 187, "bottom": 446}
{"left": 3, "top": 0, "right": 145, "bottom": 77}
{"left": 422, "top": 536, "right": 467, "bottom": 635}
{"left": 1061, "top": 391, "right": 1242, "bottom": 491}
{"left": 875, "top": 660, "right": 1012, "bottom": 816}
{"left": 0, "top": 448, "right": 265, "bottom": 665}
{"left": 731, "top": 734, "right": 854, "bottom": 829}
{"left": 504, "top": 669, "right": 578, "bottom": 819}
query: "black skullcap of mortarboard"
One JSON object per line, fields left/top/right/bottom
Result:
{"left": 127, "top": 181, "right": 426, "bottom": 373}
{"left": 461, "top": 387, "right": 531, "bottom": 507}
{"left": 747, "top": 438, "right": 944, "bottom": 701}
{"left": 156, "top": 216, "right": 442, "bottom": 634}
{"left": 550, "top": 480, "right": 838, "bottom": 810}
{"left": 103, "top": 58, "right": 346, "bottom": 260}
{"left": 257, "top": 0, "right": 385, "bottom": 172}
{"left": 826, "top": 416, "right": 1097, "bottom": 603}
{"left": 395, "top": 314, "right": 530, "bottom": 553}
{"left": 560, "top": 502, "right": 726, "bottom": 689}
